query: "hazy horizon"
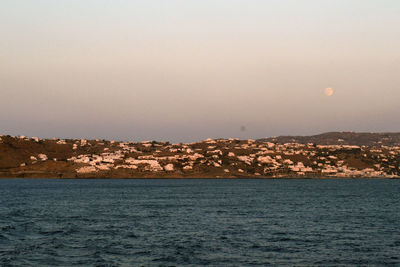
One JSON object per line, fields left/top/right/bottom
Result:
{"left": 1, "top": 1, "right": 399, "bottom": 142}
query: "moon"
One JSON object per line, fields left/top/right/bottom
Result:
{"left": 325, "top": 87, "right": 334, "bottom": 97}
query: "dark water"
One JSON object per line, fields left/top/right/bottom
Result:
{"left": 0, "top": 179, "right": 399, "bottom": 266}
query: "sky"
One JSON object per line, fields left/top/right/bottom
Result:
{"left": 1, "top": 0, "right": 399, "bottom": 142}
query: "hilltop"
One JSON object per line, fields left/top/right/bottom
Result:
{"left": 259, "top": 132, "right": 400, "bottom": 147}
{"left": 0, "top": 133, "right": 399, "bottom": 178}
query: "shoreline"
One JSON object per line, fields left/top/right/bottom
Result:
{"left": 1, "top": 175, "right": 398, "bottom": 180}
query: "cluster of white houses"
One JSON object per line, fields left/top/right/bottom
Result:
{"left": 3, "top": 135, "right": 399, "bottom": 177}
{"left": 62, "top": 138, "right": 400, "bottom": 177}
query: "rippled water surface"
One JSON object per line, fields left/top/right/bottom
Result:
{"left": 1, "top": 179, "right": 400, "bottom": 266}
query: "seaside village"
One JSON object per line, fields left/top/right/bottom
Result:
{"left": 1, "top": 135, "right": 400, "bottom": 178}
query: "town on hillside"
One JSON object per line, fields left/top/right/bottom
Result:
{"left": 0, "top": 134, "right": 399, "bottom": 178}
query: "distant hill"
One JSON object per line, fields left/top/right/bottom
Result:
{"left": 259, "top": 132, "right": 400, "bottom": 147}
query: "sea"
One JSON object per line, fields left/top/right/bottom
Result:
{"left": 0, "top": 178, "right": 399, "bottom": 266}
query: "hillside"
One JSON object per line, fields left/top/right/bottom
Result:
{"left": 0, "top": 133, "right": 399, "bottom": 178}
{"left": 259, "top": 132, "right": 400, "bottom": 147}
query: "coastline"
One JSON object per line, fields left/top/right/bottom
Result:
{"left": 1, "top": 172, "right": 398, "bottom": 180}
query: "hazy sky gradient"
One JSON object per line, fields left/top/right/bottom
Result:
{"left": 1, "top": 0, "right": 399, "bottom": 142}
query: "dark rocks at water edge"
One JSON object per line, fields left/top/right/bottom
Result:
{"left": 0, "top": 132, "right": 400, "bottom": 178}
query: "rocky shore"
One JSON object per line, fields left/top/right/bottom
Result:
{"left": 1, "top": 133, "right": 399, "bottom": 178}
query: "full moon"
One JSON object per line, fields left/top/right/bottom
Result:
{"left": 325, "top": 87, "right": 334, "bottom": 97}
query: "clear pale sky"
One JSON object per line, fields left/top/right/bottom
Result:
{"left": 1, "top": 1, "right": 399, "bottom": 142}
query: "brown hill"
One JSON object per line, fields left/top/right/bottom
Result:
{"left": 1, "top": 133, "right": 400, "bottom": 178}
{"left": 259, "top": 132, "right": 400, "bottom": 147}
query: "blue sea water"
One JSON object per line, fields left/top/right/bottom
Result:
{"left": 0, "top": 179, "right": 399, "bottom": 266}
